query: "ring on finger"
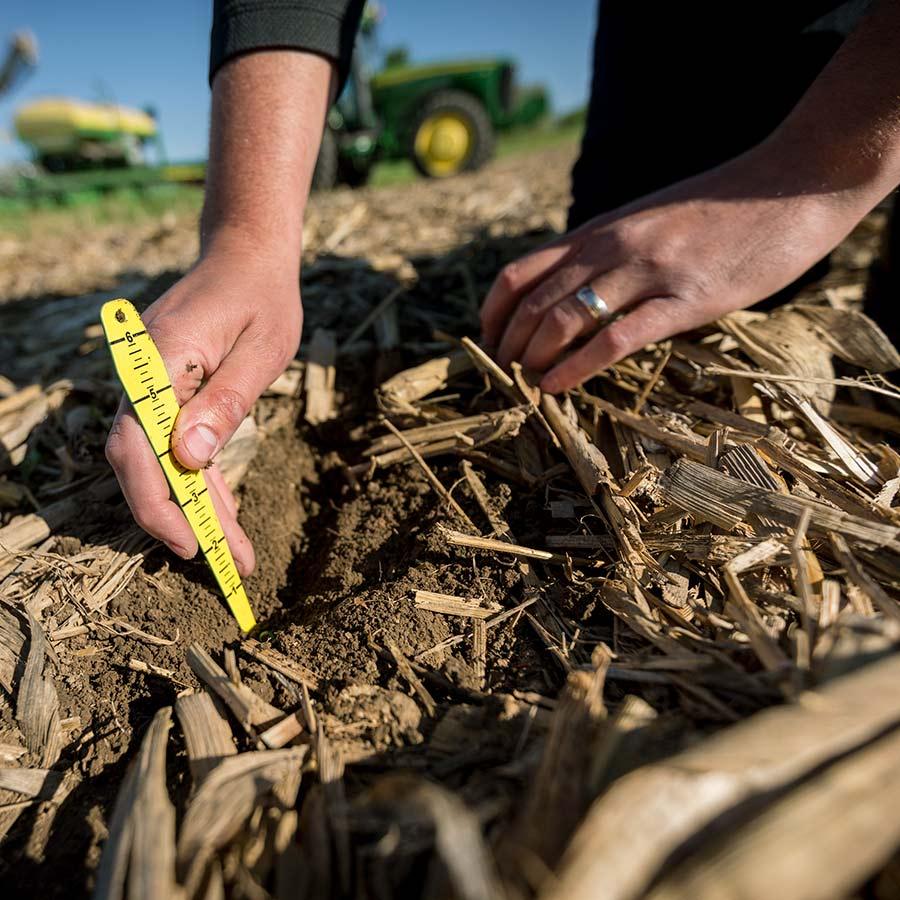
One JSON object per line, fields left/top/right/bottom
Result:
{"left": 575, "top": 286, "right": 611, "bottom": 323}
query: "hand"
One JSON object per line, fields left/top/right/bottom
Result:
{"left": 480, "top": 144, "right": 864, "bottom": 394}
{"left": 105, "top": 234, "right": 302, "bottom": 573}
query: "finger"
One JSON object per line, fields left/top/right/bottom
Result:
{"left": 105, "top": 398, "right": 199, "bottom": 558}
{"left": 496, "top": 263, "right": 623, "bottom": 369}
{"left": 171, "top": 325, "right": 295, "bottom": 470}
{"left": 205, "top": 462, "right": 239, "bottom": 521}
{"left": 480, "top": 241, "right": 578, "bottom": 347}
{"left": 519, "top": 294, "right": 602, "bottom": 372}
{"left": 205, "top": 467, "right": 256, "bottom": 577}
{"left": 541, "top": 296, "right": 697, "bottom": 393}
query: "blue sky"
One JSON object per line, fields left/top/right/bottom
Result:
{"left": 0, "top": 0, "right": 597, "bottom": 164}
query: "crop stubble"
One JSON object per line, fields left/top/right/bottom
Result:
{"left": 1, "top": 147, "right": 900, "bottom": 898}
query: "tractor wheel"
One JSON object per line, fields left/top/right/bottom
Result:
{"left": 338, "top": 156, "right": 371, "bottom": 189}
{"left": 409, "top": 90, "right": 494, "bottom": 179}
{"left": 312, "top": 128, "right": 339, "bottom": 191}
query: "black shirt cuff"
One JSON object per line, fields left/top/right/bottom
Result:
{"left": 209, "top": 1, "right": 365, "bottom": 90}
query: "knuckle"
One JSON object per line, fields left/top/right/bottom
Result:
{"left": 647, "top": 241, "right": 679, "bottom": 272}
{"left": 602, "top": 324, "right": 632, "bottom": 360}
{"left": 520, "top": 291, "right": 549, "bottom": 321}
{"left": 601, "top": 222, "right": 635, "bottom": 260}
{"left": 104, "top": 422, "right": 127, "bottom": 468}
{"left": 546, "top": 302, "right": 579, "bottom": 335}
{"left": 498, "top": 261, "right": 524, "bottom": 294}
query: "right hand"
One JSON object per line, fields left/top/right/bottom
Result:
{"left": 105, "top": 235, "right": 302, "bottom": 574}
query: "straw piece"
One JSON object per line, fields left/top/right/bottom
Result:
{"left": 175, "top": 691, "right": 237, "bottom": 786}
{"left": 304, "top": 328, "right": 337, "bottom": 425}
{"left": 240, "top": 639, "right": 321, "bottom": 693}
{"left": 548, "top": 653, "right": 900, "bottom": 900}
{"left": 414, "top": 589, "right": 500, "bottom": 620}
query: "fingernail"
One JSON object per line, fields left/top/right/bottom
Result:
{"left": 167, "top": 542, "right": 192, "bottom": 559}
{"left": 182, "top": 424, "right": 218, "bottom": 464}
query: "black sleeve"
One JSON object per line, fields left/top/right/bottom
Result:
{"left": 209, "top": 0, "right": 366, "bottom": 89}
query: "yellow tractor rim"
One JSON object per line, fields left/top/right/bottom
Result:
{"left": 414, "top": 111, "right": 474, "bottom": 176}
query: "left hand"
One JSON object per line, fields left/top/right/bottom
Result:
{"left": 480, "top": 143, "right": 864, "bottom": 394}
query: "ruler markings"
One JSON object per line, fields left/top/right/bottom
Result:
{"left": 101, "top": 298, "right": 256, "bottom": 632}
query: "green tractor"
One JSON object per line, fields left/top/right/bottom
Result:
{"left": 314, "top": 53, "right": 548, "bottom": 189}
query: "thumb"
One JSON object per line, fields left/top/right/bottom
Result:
{"left": 171, "top": 331, "right": 290, "bottom": 469}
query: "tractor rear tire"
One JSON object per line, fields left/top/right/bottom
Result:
{"left": 409, "top": 90, "right": 494, "bottom": 179}
{"left": 312, "top": 128, "right": 339, "bottom": 191}
{"left": 338, "top": 157, "right": 371, "bottom": 189}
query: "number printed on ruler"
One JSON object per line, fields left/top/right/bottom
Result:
{"left": 100, "top": 298, "right": 257, "bottom": 633}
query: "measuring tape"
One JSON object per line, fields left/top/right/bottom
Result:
{"left": 101, "top": 298, "right": 257, "bottom": 633}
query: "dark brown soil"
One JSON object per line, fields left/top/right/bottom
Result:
{"left": 2, "top": 397, "right": 569, "bottom": 897}
{"left": 1, "top": 148, "right": 585, "bottom": 896}
{"left": 2, "top": 144, "right": 894, "bottom": 897}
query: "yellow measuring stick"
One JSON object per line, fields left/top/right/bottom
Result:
{"left": 100, "top": 298, "right": 257, "bottom": 633}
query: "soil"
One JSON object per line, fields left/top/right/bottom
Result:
{"left": 0, "top": 143, "right": 895, "bottom": 897}
{"left": 0, "top": 148, "right": 586, "bottom": 895}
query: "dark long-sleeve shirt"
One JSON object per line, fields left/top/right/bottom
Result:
{"left": 209, "top": 0, "right": 365, "bottom": 88}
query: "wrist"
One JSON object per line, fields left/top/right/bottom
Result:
{"left": 199, "top": 218, "right": 303, "bottom": 279}
{"left": 755, "top": 122, "right": 896, "bottom": 220}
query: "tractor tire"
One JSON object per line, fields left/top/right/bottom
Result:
{"left": 338, "top": 156, "right": 371, "bottom": 189}
{"left": 409, "top": 90, "right": 494, "bottom": 179}
{"left": 312, "top": 128, "right": 339, "bottom": 191}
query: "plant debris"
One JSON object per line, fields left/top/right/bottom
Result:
{"left": 1, "top": 147, "right": 899, "bottom": 898}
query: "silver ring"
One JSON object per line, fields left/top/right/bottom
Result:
{"left": 575, "top": 286, "right": 610, "bottom": 322}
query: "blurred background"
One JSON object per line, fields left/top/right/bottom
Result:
{"left": 0, "top": 0, "right": 595, "bottom": 234}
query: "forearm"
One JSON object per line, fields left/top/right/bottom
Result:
{"left": 765, "top": 0, "right": 900, "bottom": 210}
{"left": 200, "top": 50, "right": 336, "bottom": 272}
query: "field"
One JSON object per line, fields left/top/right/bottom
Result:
{"left": 2, "top": 141, "right": 900, "bottom": 899}
{"left": 0, "top": 115, "right": 584, "bottom": 240}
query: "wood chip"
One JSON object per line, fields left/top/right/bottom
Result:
{"left": 443, "top": 528, "right": 599, "bottom": 567}
{"left": 377, "top": 349, "right": 474, "bottom": 413}
{"left": 0, "top": 766, "right": 63, "bottom": 799}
